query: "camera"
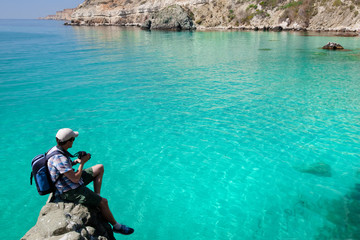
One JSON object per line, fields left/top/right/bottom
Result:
{"left": 75, "top": 151, "right": 88, "bottom": 159}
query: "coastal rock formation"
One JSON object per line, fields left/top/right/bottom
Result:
{"left": 22, "top": 196, "right": 115, "bottom": 240}
{"left": 40, "top": 8, "right": 75, "bottom": 21}
{"left": 322, "top": 42, "right": 344, "bottom": 50}
{"left": 62, "top": 0, "right": 360, "bottom": 32}
{"left": 141, "top": 5, "right": 196, "bottom": 30}
{"left": 272, "top": 26, "right": 283, "bottom": 32}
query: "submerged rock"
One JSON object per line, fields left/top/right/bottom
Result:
{"left": 322, "top": 42, "right": 344, "bottom": 50}
{"left": 142, "top": 4, "right": 196, "bottom": 31}
{"left": 21, "top": 195, "right": 115, "bottom": 240}
{"left": 297, "top": 162, "right": 332, "bottom": 177}
{"left": 315, "top": 183, "right": 360, "bottom": 238}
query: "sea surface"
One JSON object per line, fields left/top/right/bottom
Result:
{"left": 1, "top": 19, "right": 360, "bottom": 240}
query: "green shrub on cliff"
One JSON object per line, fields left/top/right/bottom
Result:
{"left": 241, "top": 13, "right": 254, "bottom": 23}
{"left": 247, "top": 4, "right": 258, "bottom": 10}
{"left": 281, "top": 1, "right": 303, "bottom": 9}
{"left": 333, "top": 0, "right": 342, "bottom": 6}
{"left": 228, "top": 9, "right": 236, "bottom": 21}
{"left": 256, "top": 0, "right": 287, "bottom": 9}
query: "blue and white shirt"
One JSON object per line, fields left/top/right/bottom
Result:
{"left": 47, "top": 146, "right": 84, "bottom": 194}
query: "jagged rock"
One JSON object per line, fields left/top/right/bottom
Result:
{"left": 296, "top": 162, "right": 332, "bottom": 177}
{"left": 272, "top": 26, "right": 283, "bottom": 32}
{"left": 322, "top": 42, "right": 344, "bottom": 50}
{"left": 143, "top": 5, "right": 196, "bottom": 31}
{"left": 21, "top": 195, "right": 115, "bottom": 240}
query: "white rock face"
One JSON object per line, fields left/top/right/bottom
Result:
{"left": 67, "top": 0, "right": 360, "bottom": 32}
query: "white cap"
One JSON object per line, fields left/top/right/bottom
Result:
{"left": 56, "top": 128, "right": 79, "bottom": 142}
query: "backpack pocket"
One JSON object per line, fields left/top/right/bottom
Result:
{"left": 35, "top": 166, "right": 50, "bottom": 192}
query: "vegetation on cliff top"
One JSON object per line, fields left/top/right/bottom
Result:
{"left": 220, "top": 0, "right": 360, "bottom": 28}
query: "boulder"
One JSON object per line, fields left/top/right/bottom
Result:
{"left": 142, "top": 4, "right": 196, "bottom": 31}
{"left": 322, "top": 42, "right": 344, "bottom": 50}
{"left": 272, "top": 26, "right": 283, "bottom": 32}
{"left": 21, "top": 195, "right": 115, "bottom": 240}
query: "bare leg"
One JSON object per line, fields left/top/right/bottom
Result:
{"left": 98, "top": 185, "right": 134, "bottom": 235}
{"left": 99, "top": 197, "right": 117, "bottom": 225}
{"left": 91, "top": 164, "right": 104, "bottom": 194}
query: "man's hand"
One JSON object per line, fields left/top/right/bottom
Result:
{"left": 65, "top": 154, "right": 92, "bottom": 183}
{"left": 80, "top": 153, "right": 91, "bottom": 164}
{"left": 72, "top": 159, "right": 81, "bottom": 166}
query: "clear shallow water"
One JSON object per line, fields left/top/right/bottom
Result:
{"left": 1, "top": 19, "right": 360, "bottom": 239}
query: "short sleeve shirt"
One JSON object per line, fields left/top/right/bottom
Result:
{"left": 47, "top": 146, "right": 84, "bottom": 194}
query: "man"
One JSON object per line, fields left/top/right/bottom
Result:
{"left": 47, "top": 128, "right": 134, "bottom": 235}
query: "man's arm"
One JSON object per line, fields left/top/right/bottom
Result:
{"left": 64, "top": 154, "right": 91, "bottom": 183}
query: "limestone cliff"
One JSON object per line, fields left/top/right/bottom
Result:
{"left": 40, "top": 8, "right": 75, "bottom": 21}
{"left": 68, "top": 0, "right": 360, "bottom": 32}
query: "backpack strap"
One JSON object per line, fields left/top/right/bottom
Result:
{"left": 46, "top": 150, "right": 67, "bottom": 185}
{"left": 46, "top": 150, "right": 63, "bottom": 160}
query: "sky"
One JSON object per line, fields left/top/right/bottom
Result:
{"left": 0, "top": 0, "right": 84, "bottom": 19}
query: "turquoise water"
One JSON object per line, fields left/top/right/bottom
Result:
{"left": 1, "top": 19, "right": 360, "bottom": 239}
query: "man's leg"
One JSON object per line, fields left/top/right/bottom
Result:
{"left": 91, "top": 164, "right": 104, "bottom": 194}
{"left": 99, "top": 197, "right": 134, "bottom": 235}
{"left": 99, "top": 197, "right": 116, "bottom": 225}
{"left": 61, "top": 184, "right": 133, "bottom": 235}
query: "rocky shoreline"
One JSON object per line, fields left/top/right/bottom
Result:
{"left": 63, "top": 20, "right": 360, "bottom": 37}
{"left": 52, "top": 0, "right": 360, "bottom": 36}
{"left": 44, "top": 0, "right": 360, "bottom": 35}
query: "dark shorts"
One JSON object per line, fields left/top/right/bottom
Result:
{"left": 60, "top": 167, "right": 102, "bottom": 207}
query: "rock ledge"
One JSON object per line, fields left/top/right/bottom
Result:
{"left": 22, "top": 196, "right": 115, "bottom": 240}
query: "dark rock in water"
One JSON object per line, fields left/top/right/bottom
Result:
{"left": 297, "top": 162, "right": 332, "bottom": 177}
{"left": 322, "top": 42, "right": 344, "bottom": 50}
{"left": 141, "top": 19, "right": 152, "bottom": 30}
{"left": 142, "top": 4, "right": 196, "bottom": 31}
{"left": 272, "top": 26, "right": 283, "bottom": 32}
{"left": 346, "top": 184, "right": 360, "bottom": 201}
{"left": 21, "top": 195, "right": 115, "bottom": 240}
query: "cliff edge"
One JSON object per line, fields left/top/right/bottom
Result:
{"left": 40, "top": 8, "right": 75, "bottom": 21}
{"left": 66, "top": 0, "right": 360, "bottom": 32}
